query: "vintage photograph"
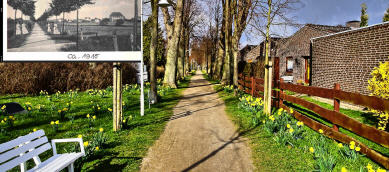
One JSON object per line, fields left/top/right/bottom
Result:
{"left": 5, "top": 0, "right": 141, "bottom": 52}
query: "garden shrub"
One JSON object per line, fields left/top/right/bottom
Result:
{"left": 367, "top": 58, "right": 389, "bottom": 131}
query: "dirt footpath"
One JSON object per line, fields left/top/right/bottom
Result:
{"left": 141, "top": 71, "right": 254, "bottom": 172}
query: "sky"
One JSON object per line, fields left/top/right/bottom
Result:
{"left": 241, "top": 0, "right": 389, "bottom": 46}
{"left": 6, "top": 0, "right": 141, "bottom": 20}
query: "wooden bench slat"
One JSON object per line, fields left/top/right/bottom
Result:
{"left": 0, "top": 143, "right": 51, "bottom": 171}
{"left": 0, "top": 136, "right": 48, "bottom": 164}
{"left": 0, "top": 130, "right": 45, "bottom": 153}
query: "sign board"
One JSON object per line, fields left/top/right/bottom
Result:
{"left": 1, "top": 0, "right": 142, "bottom": 62}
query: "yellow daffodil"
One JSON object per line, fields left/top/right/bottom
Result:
{"left": 83, "top": 141, "right": 89, "bottom": 147}
{"left": 309, "top": 147, "right": 314, "bottom": 153}
{"left": 355, "top": 146, "right": 361, "bottom": 152}
{"left": 297, "top": 121, "right": 304, "bottom": 126}
{"left": 366, "top": 163, "right": 373, "bottom": 170}
{"left": 287, "top": 124, "right": 291, "bottom": 129}
{"left": 50, "top": 121, "right": 54, "bottom": 125}
{"left": 1, "top": 120, "right": 4, "bottom": 123}
{"left": 108, "top": 108, "right": 112, "bottom": 112}
{"left": 289, "top": 128, "right": 294, "bottom": 133}
{"left": 28, "top": 107, "right": 32, "bottom": 111}
{"left": 123, "top": 119, "right": 126, "bottom": 123}
{"left": 95, "top": 146, "right": 99, "bottom": 151}
{"left": 55, "top": 120, "right": 59, "bottom": 125}
{"left": 98, "top": 107, "right": 101, "bottom": 110}
{"left": 341, "top": 167, "right": 347, "bottom": 172}
{"left": 1, "top": 105, "right": 6, "bottom": 110}
{"left": 78, "top": 134, "right": 82, "bottom": 138}
{"left": 25, "top": 102, "right": 31, "bottom": 105}
{"left": 92, "top": 115, "right": 96, "bottom": 119}
{"left": 58, "top": 110, "right": 62, "bottom": 113}
{"left": 63, "top": 108, "right": 68, "bottom": 111}
{"left": 350, "top": 141, "right": 355, "bottom": 145}
{"left": 337, "top": 143, "right": 343, "bottom": 148}
{"left": 87, "top": 114, "right": 90, "bottom": 118}
{"left": 349, "top": 144, "right": 355, "bottom": 150}
{"left": 290, "top": 108, "right": 294, "bottom": 114}
{"left": 319, "top": 129, "right": 324, "bottom": 134}
{"left": 377, "top": 168, "right": 386, "bottom": 172}
{"left": 99, "top": 128, "right": 104, "bottom": 132}
{"left": 33, "top": 128, "right": 37, "bottom": 132}
{"left": 262, "top": 120, "right": 265, "bottom": 124}
{"left": 4, "top": 118, "right": 7, "bottom": 121}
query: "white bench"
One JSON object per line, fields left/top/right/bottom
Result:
{"left": 0, "top": 130, "right": 85, "bottom": 172}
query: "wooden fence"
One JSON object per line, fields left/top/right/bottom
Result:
{"left": 237, "top": 58, "right": 389, "bottom": 169}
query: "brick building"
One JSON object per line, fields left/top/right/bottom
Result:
{"left": 276, "top": 24, "right": 350, "bottom": 83}
{"left": 311, "top": 22, "right": 389, "bottom": 95}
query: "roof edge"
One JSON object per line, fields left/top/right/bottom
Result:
{"left": 311, "top": 21, "right": 389, "bottom": 41}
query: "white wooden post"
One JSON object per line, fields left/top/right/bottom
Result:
{"left": 140, "top": 61, "right": 144, "bottom": 116}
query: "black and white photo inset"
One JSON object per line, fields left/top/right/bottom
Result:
{"left": 3, "top": 0, "right": 142, "bottom": 62}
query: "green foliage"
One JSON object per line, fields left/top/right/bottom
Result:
{"left": 142, "top": 16, "right": 166, "bottom": 67}
{"left": 383, "top": 8, "right": 389, "bottom": 22}
{"left": 360, "top": 3, "right": 369, "bottom": 27}
{"left": 368, "top": 59, "right": 389, "bottom": 131}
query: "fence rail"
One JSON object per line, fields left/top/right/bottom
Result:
{"left": 238, "top": 66, "right": 389, "bottom": 168}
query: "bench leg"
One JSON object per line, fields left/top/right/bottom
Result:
{"left": 68, "top": 163, "right": 74, "bottom": 172}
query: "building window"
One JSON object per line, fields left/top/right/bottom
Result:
{"left": 286, "top": 57, "right": 293, "bottom": 73}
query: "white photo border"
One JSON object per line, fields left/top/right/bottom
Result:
{"left": 2, "top": 0, "right": 143, "bottom": 62}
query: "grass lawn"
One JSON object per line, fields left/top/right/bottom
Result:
{"left": 0, "top": 76, "right": 191, "bottom": 172}
{"left": 203, "top": 73, "right": 387, "bottom": 171}
{"left": 293, "top": 96, "right": 389, "bottom": 157}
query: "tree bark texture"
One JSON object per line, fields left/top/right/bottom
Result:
{"left": 162, "top": 0, "right": 186, "bottom": 88}
{"left": 149, "top": 0, "right": 159, "bottom": 104}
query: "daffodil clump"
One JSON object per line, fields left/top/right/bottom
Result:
{"left": 58, "top": 107, "right": 69, "bottom": 120}
{"left": 50, "top": 120, "right": 60, "bottom": 132}
{"left": 91, "top": 102, "right": 102, "bottom": 114}
{"left": 86, "top": 114, "right": 97, "bottom": 127}
{"left": 66, "top": 89, "right": 78, "bottom": 99}
{"left": 1, "top": 116, "right": 15, "bottom": 131}
{"left": 239, "top": 95, "right": 264, "bottom": 113}
{"left": 0, "top": 104, "right": 6, "bottom": 116}
{"left": 338, "top": 141, "right": 362, "bottom": 162}
{"left": 367, "top": 59, "right": 389, "bottom": 131}
{"left": 24, "top": 102, "right": 33, "bottom": 116}
{"left": 77, "top": 128, "right": 108, "bottom": 162}
{"left": 265, "top": 108, "right": 305, "bottom": 147}
{"left": 223, "top": 85, "right": 234, "bottom": 93}
{"left": 157, "top": 85, "right": 172, "bottom": 96}
{"left": 39, "top": 90, "right": 49, "bottom": 97}
{"left": 366, "top": 163, "right": 387, "bottom": 172}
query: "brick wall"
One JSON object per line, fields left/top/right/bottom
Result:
{"left": 277, "top": 26, "right": 329, "bottom": 83}
{"left": 311, "top": 22, "right": 389, "bottom": 95}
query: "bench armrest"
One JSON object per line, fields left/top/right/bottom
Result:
{"left": 51, "top": 138, "right": 85, "bottom": 155}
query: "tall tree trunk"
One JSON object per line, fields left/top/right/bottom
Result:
{"left": 15, "top": 9, "right": 17, "bottom": 36}
{"left": 264, "top": 0, "right": 272, "bottom": 115}
{"left": 221, "top": 0, "right": 232, "bottom": 85}
{"left": 149, "top": 0, "right": 159, "bottom": 104}
{"left": 177, "top": 28, "right": 185, "bottom": 80}
{"left": 162, "top": 0, "right": 186, "bottom": 88}
{"left": 184, "top": 30, "right": 190, "bottom": 76}
{"left": 62, "top": 12, "right": 65, "bottom": 34}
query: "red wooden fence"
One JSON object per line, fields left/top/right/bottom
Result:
{"left": 237, "top": 58, "right": 389, "bottom": 169}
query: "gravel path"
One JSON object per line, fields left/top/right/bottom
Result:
{"left": 141, "top": 71, "right": 254, "bottom": 172}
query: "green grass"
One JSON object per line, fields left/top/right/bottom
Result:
{"left": 0, "top": 76, "right": 191, "bottom": 172}
{"left": 203, "top": 74, "right": 387, "bottom": 171}
{"left": 292, "top": 96, "right": 389, "bottom": 157}
{"left": 216, "top": 89, "right": 315, "bottom": 171}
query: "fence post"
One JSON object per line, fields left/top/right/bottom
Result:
{"left": 279, "top": 78, "right": 284, "bottom": 107}
{"left": 333, "top": 83, "right": 340, "bottom": 131}
{"left": 251, "top": 76, "right": 255, "bottom": 96}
